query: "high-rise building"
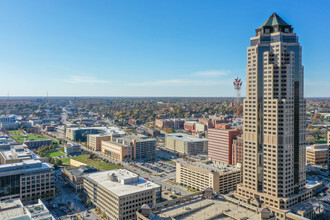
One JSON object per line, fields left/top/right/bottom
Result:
{"left": 235, "top": 13, "right": 312, "bottom": 218}
{"left": 208, "top": 127, "right": 240, "bottom": 164}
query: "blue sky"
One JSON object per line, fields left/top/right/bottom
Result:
{"left": 0, "top": 0, "right": 329, "bottom": 97}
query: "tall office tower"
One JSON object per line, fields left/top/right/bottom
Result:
{"left": 235, "top": 13, "right": 311, "bottom": 217}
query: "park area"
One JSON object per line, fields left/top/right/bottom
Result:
{"left": 62, "top": 154, "right": 122, "bottom": 170}
{"left": 11, "top": 133, "right": 57, "bottom": 144}
{"left": 44, "top": 149, "right": 65, "bottom": 157}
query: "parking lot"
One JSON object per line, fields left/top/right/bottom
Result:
{"left": 130, "top": 160, "right": 176, "bottom": 176}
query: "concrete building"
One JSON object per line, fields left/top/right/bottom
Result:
{"left": 24, "top": 139, "right": 52, "bottom": 149}
{"left": 234, "top": 13, "right": 312, "bottom": 219}
{"left": 0, "top": 145, "right": 40, "bottom": 164}
{"left": 66, "top": 126, "right": 125, "bottom": 142}
{"left": 101, "top": 135, "right": 157, "bottom": 162}
{"left": 83, "top": 169, "right": 161, "bottom": 220}
{"left": 306, "top": 144, "right": 329, "bottom": 165}
{"left": 232, "top": 136, "right": 243, "bottom": 165}
{"left": 61, "top": 166, "right": 98, "bottom": 192}
{"left": 101, "top": 140, "right": 134, "bottom": 162}
{"left": 0, "top": 198, "right": 55, "bottom": 220}
{"left": 0, "top": 159, "right": 55, "bottom": 203}
{"left": 165, "top": 133, "right": 208, "bottom": 155}
{"left": 208, "top": 127, "right": 240, "bottom": 164}
{"left": 87, "top": 134, "right": 112, "bottom": 151}
{"left": 114, "top": 135, "right": 157, "bottom": 159}
{"left": 176, "top": 159, "right": 242, "bottom": 194}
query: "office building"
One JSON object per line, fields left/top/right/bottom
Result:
{"left": 176, "top": 159, "right": 242, "bottom": 194}
{"left": 0, "top": 145, "right": 40, "bottom": 164}
{"left": 165, "top": 133, "right": 208, "bottom": 155}
{"left": 114, "top": 135, "right": 157, "bottom": 159}
{"left": 83, "top": 169, "right": 161, "bottom": 220}
{"left": 66, "top": 126, "right": 125, "bottom": 142}
{"left": 87, "top": 134, "right": 112, "bottom": 151}
{"left": 101, "top": 135, "right": 157, "bottom": 162}
{"left": 208, "top": 127, "right": 240, "bottom": 164}
{"left": 234, "top": 13, "right": 312, "bottom": 218}
{"left": 24, "top": 139, "right": 52, "bottom": 149}
{"left": 61, "top": 166, "right": 98, "bottom": 192}
{"left": 0, "top": 198, "right": 55, "bottom": 220}
{"left": 0, "top": 159, "right": 55, "bottom": 203}
{"left": 101, "top": 140, "right": 134, "bottom": 162}
{"left": 306, "top": 144, "right": 329, "bottom": 165}
{"left": 232, "top": 136, "right": 243, "bottom": 165}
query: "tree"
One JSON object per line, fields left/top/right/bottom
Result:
{"left": 54, "top": 159, "right": 62, "bottom": 166}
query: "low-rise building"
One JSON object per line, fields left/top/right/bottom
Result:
{"left": 64, "top": 142, "right": 81, "bottom": 155}
{"left": 165, "top": 133, "right": 208, "bottom": 155}
{"left": 306, "top": 144, "right": 329, "bottom": 165}
{"left": 0, "top": 159, "right": 55, "bottom": 203}
{"left": 83, "top": 169, "right": 161, "bottom": 220}
{"left": 0, "top": 145, "right": 40, "bottom": 164}
{"left": 176, "top": 159, "right": 242, "bottom": 194}
{"left": 61, "top": 166, "right": 98, "bottom": 192}
{"left": 0, "top": 198, "right": 55, "bottom": 220}
{"left": 24, "top": 139, "right": 52, "bottom": 149}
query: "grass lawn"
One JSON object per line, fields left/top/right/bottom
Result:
{"left": 44, "top": 149, "right": 65, "bottom": 157}
{"left": 72, "top": 154, "right": 122, "bottom": 170}
{"left": 11, "top": 133, "right": 50, "bottom": 144}
{"left": 60, "top": 157, "right": 70, "bottom": 166}
{"left": 160, "top": 157, "right": 176, "bottom": 164}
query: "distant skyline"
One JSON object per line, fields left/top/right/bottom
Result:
{"left": 0, "top": 0, "right": 329, "bottom": 97}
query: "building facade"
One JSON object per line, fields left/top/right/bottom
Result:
{"left": 234, "top": 13, "right": 312, "bottom": 218}
{"left": 165, "top": 133, "right": 208, "bottom": 155}
{"left": 61, "top": 166, "right": 98, "bottom": 192}
{"left": 24, "top": 139, "right": 52, "bottom": 149}
{"left": 87, "top": 134, "right": 111, "bottom": 151}
{"left": 83, "top": 169, "right": 161, "bottom": 220}
{"left": 176, "top": 159, "right": 242, "bottom": 194}
{"left": 0, "top": 159, "right": 55, "bottom": 203}
{"left": 208, "top": 127, "right": 240, "bottom": 164}
{"left": 306, "top": 144, "right": 329, "bottom": 166}
{"left": 232, "top": 136, "right": 243, "bottom": 165}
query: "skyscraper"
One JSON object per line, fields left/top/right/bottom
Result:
{"left": 234, "top": 13, "right": 311, "bottom": 217}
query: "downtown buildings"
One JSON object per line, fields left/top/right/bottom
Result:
{"left": 234, "top": 13, "right": 312, "bottom": 218}
{"left": 0, "top": 159, "right": 55, "bottom": 203}
{"left": 83, "top": 169, "right": 161, "bottom": 220}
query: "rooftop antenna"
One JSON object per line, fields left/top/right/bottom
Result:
{"left": 233, "top": 77, "right": 243, "bottom": 118}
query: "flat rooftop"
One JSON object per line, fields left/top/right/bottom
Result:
{"left": 167, "top": 133, "right": 207, "bottom": 142}
{"left": 306, "top": 146, "right": 328, "bottom": 152}
{"left": 0, "top": 159, "right": 52, "bottom": 174}
{"left": 178, "top": 159, "right": 241, "bottom": 174}
{"left": 0, "top": 198, "right": 25, "bottom": 220}
{"left": 71, "top": 126, "right": 126, "bottom": 135}
{"left": 64, "top": 166, "right": 98, "bottom": 177}
{"left": 85, "top": 169, "right": 160, "bottom": 197}
{"left": 0, "top": 146, "right": 38, "bottom": 161}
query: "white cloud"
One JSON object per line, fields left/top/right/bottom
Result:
{"left": 191, "top": 70, "right": 231, "bottom": 77}
{"left": 127, "top": 79, "right": 231, "bottom": 87}
{"left": 65, "top": 75, "right": 109, "bottom": 84}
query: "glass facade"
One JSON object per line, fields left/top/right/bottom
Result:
{"left": 0, "top": 174, "right": 21, "bottom": 197}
